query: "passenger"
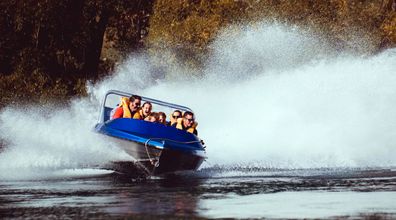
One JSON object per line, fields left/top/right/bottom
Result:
{"left": 173, "top": 111, "right": 198, "bottom": 135}
{"left": 109, "top": 103, "right": 120, "bottom": 118}
{"left": 138, "top": 101, "right": 152, "bottom": 120}
{"left": 157, "top": 112, "right": 167, "bottom": 125}
{"left": 112, "top": 95, "right": 142, "bottom": 119}
{"left": 144, "top": 112, "right": 158, "bottom": 123}
{"left": 169, "top": 110, "right": 182, "bottom": 126}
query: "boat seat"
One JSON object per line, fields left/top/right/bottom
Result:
{"left": 103, "top": 107, "right": 113, "bottom": 121}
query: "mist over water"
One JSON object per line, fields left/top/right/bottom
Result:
{"left": 1, "top": 23, "right": 396, "bottom": 180}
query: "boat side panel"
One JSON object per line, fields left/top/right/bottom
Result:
{"left": 103, "top": 135, "right": 161, "bottom": 161}
{"left": 101, "top": 134, "right": 205, "bottom": 175}
{"left": 153, "top": 148, "right": 205, "bottom": 175}
{"left": 103, "top": 118, "right": 204, "bottom": 149}
{"left": 96, "top": 124, "right": 165, "bottom": 148}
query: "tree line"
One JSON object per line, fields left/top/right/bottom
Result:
{"left": 0, "top": 0, "right": 395, "bottom": 106}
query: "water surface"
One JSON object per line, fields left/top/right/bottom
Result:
{"left": 1, "top": 168, "right": 395, "bottom": 219}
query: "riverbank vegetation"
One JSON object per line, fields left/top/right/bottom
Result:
{"left": 1, "top": 0, "right": 395, "bottom": 106}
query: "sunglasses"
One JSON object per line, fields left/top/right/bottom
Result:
{"left": 172, "top": 115, "right": 181, "bottom": 119}
{"left": 185, "top": 118, "right": 195, "bottom": 122}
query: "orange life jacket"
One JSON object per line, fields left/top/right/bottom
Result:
{"left": 121, "top": 97, "right": 132, "bottom": 118}
{"left": 137, "top": 109, "right": 150, "bottom": 120}
{"left": 175, "top": 118, "right": 198, "bottom": 134}
{"left": 121, "top": 97, "right": 141, "bottom": 119}
{"left": 132, "top": 108, "right": 143, "bottom": 119}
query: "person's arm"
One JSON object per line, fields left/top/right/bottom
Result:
{"left": 112, "top": 107, "right": 123, "bottom": 119}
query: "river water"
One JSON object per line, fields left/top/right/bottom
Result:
{"left": 1, "top": 23, "right": 396, "bottom": 219}
{"left": 1, "top": 168, "right": 396, "bottom": 219}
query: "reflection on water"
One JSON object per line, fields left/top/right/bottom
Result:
{"left": 0, "top": 168, "right": 396, "bottom": 219}
{"left": 103, "top": 175, "right": 203, "bottom": 216}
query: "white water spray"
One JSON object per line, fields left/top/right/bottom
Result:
{"left": 0, "top": 99, "right": 132, "bottom": 180}
{"left": 0, "top": 23, "right": 395, "bottom": 180}
{"left": 141, "top": 23, "right": 396, "bottom": 169}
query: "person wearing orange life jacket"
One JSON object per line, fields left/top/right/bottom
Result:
{"left": 138, "top": 101, "right": 152, "bottom": 120}
{"left": 172, "top": 111, "right": 198, "bottom": 135}
{"left": 168, "top": 110, "right": 182, "bottom": 126}
{"left": 112, "top": 95, "right": 142, "bottom": 119}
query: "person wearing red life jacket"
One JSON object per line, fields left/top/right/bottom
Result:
{"left": 112, "top": 95, "right": 142, "bottom": 119}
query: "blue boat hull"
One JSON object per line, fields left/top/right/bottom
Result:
{"left": 95, "top": 118, "right": 206, "bottom": 176}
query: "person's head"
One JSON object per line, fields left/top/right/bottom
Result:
{"left": 142, "top": 102, "right": 152, "bottom": 115}
{"left": 129, "top": 95, "right": 141, "bottom": 112}
{"left": 171, "top": 110, "right": 182, "bottom": 120}
{"left": 182, "top": 111, "right": 195, "bottom": 128}
{"left": 144, "top": 112, "right": 158, "bottom": 123}
{"left": 157, "top": 112, "right": 166, "bottom": 124}
{"left": 144, "top": 116, "right": 155, "bottom": 122}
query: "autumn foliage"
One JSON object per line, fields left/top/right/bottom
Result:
{"left": 0, "top": 0, "right": 395, "bottom": 106}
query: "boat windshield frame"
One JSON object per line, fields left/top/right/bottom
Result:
{"left": 98, "top": 90, "right": 193, "bottom": 123}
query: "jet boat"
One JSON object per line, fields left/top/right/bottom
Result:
{"left": 94, "top": 90, "right": 206, "bottom": 177}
